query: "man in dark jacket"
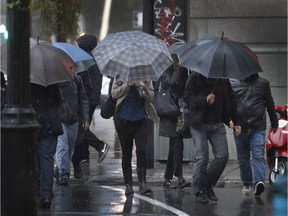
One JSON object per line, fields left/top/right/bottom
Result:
{"left": 230, "top": 73, "right": 278, "bottom": 196}
{"left": 54, "top": 74, "right": 89, "bottom": 185}
{"left": 31, "top": 83, "right": 63, "bottom": 209}
{"left": 184, "top": 71, "right": 241, "bottom": 204}
{"left": 72, "top": 34, "right": 110, "bottom": 179}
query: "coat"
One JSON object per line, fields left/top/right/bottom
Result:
{"left": 111, "top": 80, "right": 159, "bottom": 123}
{"left": 31, "top": 84, "right": 63, "bottom": 137}
{"left": 77, "top": 34, "right": 103, "bottom": 107}
{"left": 158, "top": 66, "right": 188, "bottom": 137}
{"left": 230, "top": 75, "right": 278, "bottom": 132}
{"left": 183, "top": 72, "right": 240, "bottom": 128}
{"left": 57, "top": 75, "right": 89, "bottom": 126}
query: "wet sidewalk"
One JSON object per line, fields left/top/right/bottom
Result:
{"left": 37, "top": 109, "right": 274, "bottom": 215}
{"left": 68, "top": 108, "right": 270, "bottom": 188}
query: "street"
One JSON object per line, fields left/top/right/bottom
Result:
{"left": 37, "top": 109, "right": 277, "bottom": 215}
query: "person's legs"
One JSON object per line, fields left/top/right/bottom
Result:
{"left": 171, "top": 136, "right": 191, "bottom": 189}
{"left": 38, "top": 134, "right": 57, "bottom": 200}
{"left": 84, "top": 129, "right": 110, "bottom": 163}
{"left": 72, "top": 129, "right": 85, "bottom": 179}
{"left": 55, "top": 123, "right": 69, "bottom": 181}
{"left": 190, "top": 126, "right": 209, "bottom": 194}
{"left": 206, "top": 123, "right": 229, "bottom": 201}
{"left": 164, "top": 139, "right": 174, "bottom": 180}
{"left": 234, "top": 132, "right": 253, "bottom": 187}
{"left": 250, "top": 130, "right": 266, "bottom": 196}
{"left": 250, "top": 130, "right": 266, "bottom": 183}
{"left": 84, "top": 129, "right": 104, "bottom": 151}
{"left": 72, "top": 129, "right": 85, "bottom": 165}
{"left": 135, "top": 119, "right": 152, "bottom": 194}
{"left": 114, "top": 117, "right": 134, "bottom": 195}
{"left": 163, "top": 138, "right": 177, "bottom": 189}
{"left": 206, "top": 123, "right": 229, "bottom": 186}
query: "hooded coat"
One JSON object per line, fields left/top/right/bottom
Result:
{"left": 77, "top": 34, "right": 103, "bottom": 107}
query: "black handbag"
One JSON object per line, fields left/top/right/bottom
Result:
{"left": 153, "top": 89, "right": 180, "bottom": 117}
{"left": 100, "top": 94, "right": 117, "bottom": 119}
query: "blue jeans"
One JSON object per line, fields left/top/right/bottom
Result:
{"left": 38, "top": 134, "right": 58, "bottom": 199}
{"left": 190, "top": 123, "right": 229, "bottom": 194}
{"left": 234, "top": 130, "right": 266, "bottom": 186}
{"left": 55, "top": 122, "right": 78, "bottom": 180}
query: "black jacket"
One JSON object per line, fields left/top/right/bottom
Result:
{"left": 183, "top": 72, "right": 240, "bottom": 128}
{"left": 57, "top": 75, "right": 89, "bottom": 126}
{"left": 230, "top": 75, "right": 278, "bottom": 132}
{"left": 158, "top": 66, "right": 188, "bottom": 137}
{"left": 77, "top": 34, "right": 103, "bottom": 107}
{"left": 31, "top": 84, "right": 63, "bottom": 137}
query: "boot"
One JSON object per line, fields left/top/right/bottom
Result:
{"left": 125, "top": 184, "right": 134, "bottom": 195}
{"left": 123, "top": 166, "right": 134, "bottom": 195}
{"left": 137, "top": 168, "right": 152, "bottom": 194}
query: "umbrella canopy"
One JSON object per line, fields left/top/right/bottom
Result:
{"left": 173, "top": 36, "right": 263, "bottom": 79}
{"left": 1, "top": 38, "right": 76, "bottom": 87}
{"left": 52, "top": 42, "right": 93, "bottom": 63}
{"left": 76, "top": 59, "right": 96, "bottom": 73}
{"left": 92, "top": 30, "right": 173, "bottom": 85}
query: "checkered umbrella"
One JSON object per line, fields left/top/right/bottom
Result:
{"left": 92, "top": 31, "right": 173, "bottom": 85}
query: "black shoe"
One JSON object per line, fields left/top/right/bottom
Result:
{"left": 254, "top": 181, "right": 265, "bottom": 196}
{"left": 54, "top": 167, "right": 59, "bottom": 181}
{"left": 73, "top": 164, "right": 82, "bottom": 179}
{"left": 98, "top": 143, "right": 110, "bottom": 163}
{"left": 178, "top": 179, "right": 191, "bottom": 189}
{"left": 80, "top": 158, "right": 89, "bottom": 164}
{"left": 39, "top": 197, "right": 52, "bottom": 209}
{"left": 58, "top": 179, "right": 68, "bottom": 186}
{"left": 163, "top": 180, "right": 177, "bottom": 189}
{"left": 139, "top": 183, "right": 152, "bottom": 194}
{"left": 196, "top": 191, "right": 209, "bottom": 204}
{"left": 207, "top": 187, "right": 218, "bottom": 201}
{"left": 125, "top": 184, "right": 134, "bottom": 195}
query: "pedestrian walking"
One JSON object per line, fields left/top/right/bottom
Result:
{"left": 157, "top": 56, "right": 191, "bottom": 189}
{"left": 230, "top": 73, "right": 278, "bottom": 196}
{"left": 72, "top": 34, "right": 110, "bottom": 179}
{"left": 31, "top": 83, "right": 63, "bottom": 209}
{"left": 54, "top": 74, "right": 90, "bottom": 185}
{"left": 183, "top": 71, "right": 241, "bottom": 204}
{"left": 112, "top": 79, "right": 158, "bottom": 195}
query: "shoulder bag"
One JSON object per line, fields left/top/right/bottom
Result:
{"left": 100, "top": 94, "right": 117, "bottom": 119}
{"left": 153, "top": 88, "right": 180, "bottom": 117}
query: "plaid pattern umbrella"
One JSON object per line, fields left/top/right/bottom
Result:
{"left": 92, "top": 31, "right": 173, "bottom": 85}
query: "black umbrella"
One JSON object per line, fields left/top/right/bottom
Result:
{"left": 173, "top": 34, "right": 263, "bottom": 79}
{"left": 1, "top": 38, "right": 76, "bottom": 87}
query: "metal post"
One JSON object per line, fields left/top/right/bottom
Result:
{"left": 142, "top": 0, "right": 153, "bottom": 34}
{"left": 1, "top": 0, "right": 40, "bottom": 215}
{"left": 143, "top": 0, "right": 155, "bottom": 169}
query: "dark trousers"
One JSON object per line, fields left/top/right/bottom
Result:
{"left": 164, "top": 136, "right": 184, "bottom": 180}
{"left": 72, "top": 129, "right": 85, "bottom": 165}
{"left": 80, "top": 104, "right": 104, "bottom": 160}
{"left": 114, "top": 116, "right": 148, "bottom": 183}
